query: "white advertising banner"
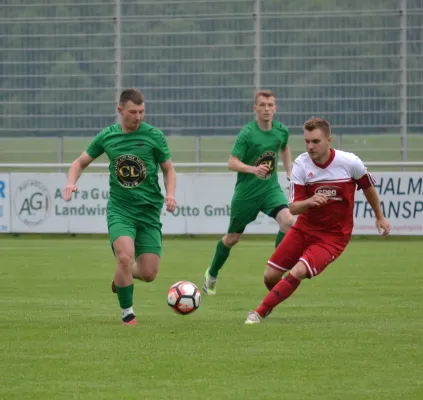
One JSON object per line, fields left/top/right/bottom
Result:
{"left": 353, "top": 172, "right": 423, "bottom": 235}
{"left": 163, "top": 173, "right": 282, "bottom": 234}
{"left": 0, "top": 174, "right": 11, "bottom": 233}
{"left": 11, "top": 173, "right": 109, "bottom": 233}
{"left": 9, "top": 172, "right": 423, "bottom": 235}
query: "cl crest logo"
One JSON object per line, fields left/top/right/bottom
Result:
{"left": 115, "top": 154, "right": 147, "bottom": 188}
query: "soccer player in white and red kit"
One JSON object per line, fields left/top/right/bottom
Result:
{"left": 245, "top": 117, "right": 391, "bottom": 324}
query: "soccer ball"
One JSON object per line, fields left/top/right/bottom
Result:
{"left": 167, "top": 281, "right": 201, "bottom": 315}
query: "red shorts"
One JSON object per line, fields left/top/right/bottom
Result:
{"left": 268, "top": 227, "right": 349, "bottom": 278}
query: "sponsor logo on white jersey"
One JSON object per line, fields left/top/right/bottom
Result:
{"left": 315, "top": 186, "right": 342, "bottom": 201}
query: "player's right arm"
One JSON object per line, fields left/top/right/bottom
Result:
{"left": 63, "top": 151, "right": 95, "bottom": 200}
{"left": 63, "top": 133, "right": 104, "bottom": 201}
{"left": 228, "top": 155, "right": 269, "bottom": 178}
{"left": 280, "top": 145, "right": 292, "bottom": 180}
{"left": 288, "top": 159, "right": 328, "bottom": 215}
{"left": 289, "top": 193, "right": 328, "bottom": 215}
{"left": 228, "top": 129, "right": 269, "bottom": 178}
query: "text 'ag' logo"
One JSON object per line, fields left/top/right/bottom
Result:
{"left": 14, "top": 180, "right": 51, "bottom": 225}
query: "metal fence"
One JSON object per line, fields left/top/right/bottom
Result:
{"left": 0, "top": 0, "right": 422, "bottom": 163}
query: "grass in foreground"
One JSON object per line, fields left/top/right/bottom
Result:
{"left": 0, "top": 236, "right": 422, "bottom": 399}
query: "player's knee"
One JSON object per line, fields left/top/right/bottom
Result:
{"left": 279, "top": 214, "right": 294, "bottom": 233}
{"left": 276, "top": 209, "right": 294, "bottom": 233}
{"left": 264, "top": 276, "right": 279, "bottom": 290}
{"left": 224, "top": 234, "right": 241, "bottom": 247}
{"left": 140, "top": 273, "right": 156, "bottom": 282}
{"left": 140, "top": 267, "right": 158, "bottom": 282}
{"left": 134, "top": 259, "right": 159, "bottom": 282}
{"left": 116, "top": 252, "right": 134, "bottom": 269}
{"left": 264, "top": 267, "right": 283, "bottom": 290}
{"left": 286, "top": 214, "right": 295, "bottom": 228}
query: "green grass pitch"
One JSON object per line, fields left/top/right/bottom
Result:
{"left": 0, "top": 235, "right": 422, "bottom": 399}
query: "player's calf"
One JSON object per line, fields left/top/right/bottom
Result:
{"left": 114, "top": 251, "right": 135, "bottom": 286}
{"left": 204, "top": 234, "right": 240, "bottom": 295}
{"left": 112, "top": 237, "right": 136, "bottom": 324}
{"left": 289, "top": 260, "right": 309, "bottom": 280}
{"left": 252, "top": 261, "right": 306, "bottom": 320}
{"left": 255, "top": 271, "right": 302, "bottom": 319}
{"left": 222, "top": 233, "right": 241, "bottom": 248}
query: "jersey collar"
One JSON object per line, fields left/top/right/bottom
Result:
{"left": 255, "top": 120, "right": 273, "bottom": 133}
{"left": 312, "top": 148, "right": 335, "bottom": 169}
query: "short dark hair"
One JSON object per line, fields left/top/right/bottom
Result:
{"left": 254, "top": 89, "right": 276, "bottom": 104}
{"left": 119, "top": 88, "right": 144, "bottom": 106}
{"left": 304, "top": 117, "right": 331, "bottom": 136}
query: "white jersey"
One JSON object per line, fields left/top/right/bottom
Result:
{"left": 289, "top": 148, "right": 374, "bottom": 238}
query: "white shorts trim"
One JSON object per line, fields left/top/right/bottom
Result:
{"left": 299, "top": 257, "right": 314, "bottom": 277}
{"left": 267, "top": 260, "right": 290, "bottom": 272}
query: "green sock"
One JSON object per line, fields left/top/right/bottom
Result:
{"left": 275, "top": 231, "right": 285, "bottom": 248}
{"left": 208, "top": 239, "right": 231, "bottom": 278}
{"left": 115, "top": 284, "right": 134, "bottom": 309}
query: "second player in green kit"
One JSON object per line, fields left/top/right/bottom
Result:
{"left": 228, "top": 120, "right": 290, "bottom": 233}
{"left": 63, "top": 89, "right": 177, "bottom": 325}
{"left": 204, "top": 90, "right": 294, "bottom": 295}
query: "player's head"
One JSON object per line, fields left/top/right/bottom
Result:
{"left": 254, "top": 90, "right": 276, "bottom": 123}
{"left": 303, "top": 117, "right": 332, "bottom": 162}
{"left": 118, "top": 88, "right": 145, "bottom": 132}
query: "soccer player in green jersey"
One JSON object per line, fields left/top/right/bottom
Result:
{"left": 203, "top": 90, "right": 294, "bottom": 295}
{"left": 63, "top": 89, "right": 177, "bottom": 325}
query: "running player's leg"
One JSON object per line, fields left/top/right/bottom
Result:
{"left": 262, "top": 189, "right": 294, "bottom": 248}
{"left": 204, "top": 197, "right": 259, "bottom": 295}
{"left": 247, "top": 233, "right": 347, "bottom": 324}
{"left": 263, "top": 227, "right": 306, "bottom": 290}
{"left": 245, "top": 227, "right": 306, "bottom": 324}
{"left": 132, "top": 222, "right": 162, "bottom": 282}
{"left": 108, "top": 212, "right": 137, "bottom": 325}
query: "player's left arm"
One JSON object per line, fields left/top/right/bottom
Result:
{"left": 279, "top": 126, "right": 292, "bottom": 180}
{"left": 160, "top": 159, "right": 177, "bottom": 213}
{"left": 353, "top": 157, "right": 390, "bottom": 236}
{"left": 280, "top": 145, "right": 292, "bottom": 180}
{"left": 362, "top": 186, "right": 390, "bottom": 236}
{"left": 155, "top": 131, "right": 177, "bottom": 213}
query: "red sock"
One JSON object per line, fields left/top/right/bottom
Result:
{"left": 256, "top": 273, "right": 301, "bottom": 317}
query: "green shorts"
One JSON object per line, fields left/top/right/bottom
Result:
{"left": 228, "top": 189, "right": 288, "bottom": 234}
{"left": 107, "top": 207, "right": 163, "bottom": 258}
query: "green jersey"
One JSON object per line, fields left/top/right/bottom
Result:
{"left": 86, "top": 122, "right": 170, "bottom": 212}
{"left": 231, "top": 120, "right": 289, "bottom": 198}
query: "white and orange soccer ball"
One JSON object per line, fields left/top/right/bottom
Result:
{"left": 167, "top": 281, "right": 201, "bottom": 315}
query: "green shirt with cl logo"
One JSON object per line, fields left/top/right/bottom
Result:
{"left": 86, "top": 123, "right": 170, "bottom": 213}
